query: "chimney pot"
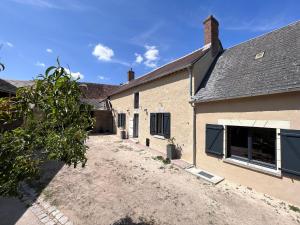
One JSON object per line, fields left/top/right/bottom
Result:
{"left": 203, "top": 15, "right": 219, "bottom": 55}
{"left": 128, "top": 68, "right": 135, "bottom": 82}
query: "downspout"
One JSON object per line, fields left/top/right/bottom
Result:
{"left": 188, "top": 66, "right": 196, "bottom": 167}
{"left": 192, "top": 103, "right": 196, "bottom": 166}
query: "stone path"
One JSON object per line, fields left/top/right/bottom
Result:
{"left": 19, "top": 184, "right": 73, "bottom": 225}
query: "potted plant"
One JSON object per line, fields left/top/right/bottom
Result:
{"left": 166, "top": 137, "right": 176, "bottom": 160}
{"left": 120, "top": 127, "right": 126, "bottom": 139}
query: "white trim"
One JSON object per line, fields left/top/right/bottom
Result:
{"left": 217, "top": 119, "right": 290, "bottom": 129}
{"left": 153, "top": 135, "right": 166, "bottom": 140}
{"left": 224, "top": 158, "right": 281, "bottom": 177}
{"left": 217, "top": 119, "right": 288, "bottom": 172}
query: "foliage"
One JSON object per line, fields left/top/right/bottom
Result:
{"left": 0, "top": 62, "right": 4, "bottom": 71}
{"left": 167, "top": 137, "right": 176, "bottom": 145}
{"left": 0, "top": 60, "right": 94, "bottom": 196}
{"left": 289, "top": 205, "right": 300, "bottom": 213}
{"left": 152, "top": 155, "right": 170, "bottom": 165}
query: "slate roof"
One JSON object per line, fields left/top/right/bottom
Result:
{"left": 79, "top": 82, "right": 119, "bottom": 99}
{"left": 6, "top": 80, "right": 35, "bottom": 88}
{"left": 193, "top": 20, "right": 300, "bottom": 102}
{"left": 110, "top": 45, "right": 211, "bottom": 96}
{"left": 0, "top": 78, "right": 17, "bottom": 94}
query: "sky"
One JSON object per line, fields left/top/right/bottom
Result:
{"left": 0, "top": 0, "right": 299, "bottom": 85}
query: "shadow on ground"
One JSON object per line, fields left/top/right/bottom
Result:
{"left": 111, "top": 216, "right": 155, "bottom": 225}
{"left": 0, "top": 160, "right": 64, "bottom": 225}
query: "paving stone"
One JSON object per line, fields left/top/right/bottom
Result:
{"left": 65, "top": 221, "right": 73, "bottom": 225}
{"left": 31, "top": 206, "right": 43, "bottom": 214}
{"left": 41, "top": 216, "right": 50, "bottom": 223}
{"left": 45, "top": 221, "right": 56, "bottom": 225}
{"left": 52, "top": 209, "right": 60, "bottom": 216}
{"left": 59, "top": 216, "right": 69, "bottom": 224}
{"left": 55, "top": 212, "right": 64, "bottom": 220}
{"left": 38, "top": 213, "right": 47, "bottom": 219}
{"left": 43, "top": 202, "right": 51, "bottom": 209}
{"left": 47, "top": 206, "right": 57, "bottom": 213}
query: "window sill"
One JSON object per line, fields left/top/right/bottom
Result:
{"left": 223, "top": 158, "right": 282, "bottom": 177}
{"left": 153, "top": 135, "right": 166, "bottom": 140}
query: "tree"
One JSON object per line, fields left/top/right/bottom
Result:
{"left": 0, "top": 60, "right": 94, "bottom": 196}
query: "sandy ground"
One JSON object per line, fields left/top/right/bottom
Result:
{"left": 36, "top": 135, "right": 300, "bottom": 225}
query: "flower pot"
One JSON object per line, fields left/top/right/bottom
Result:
{"left": 120, "top": 130, "right": 126, "bottom": 139}
{"left": 166, "top": 144, "right": 176, "bottom": 159}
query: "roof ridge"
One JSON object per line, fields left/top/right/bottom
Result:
{"left": 131, "top": 43, "right": 211, "bottom": 82}
{"left": 225, "top": 19, "right": 300, "bottom": 51}
{"left": 79, "top": 82, "right": 119, "bottom": 87}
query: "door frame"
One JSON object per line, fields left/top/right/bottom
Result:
{"left": 133, "top": 113, "right": 139, "bottom": 138}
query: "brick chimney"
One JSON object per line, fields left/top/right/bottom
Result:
{"left": 203, "top": 15, "right": 219, "bottom": 55}
{"left": 128, "top": 68, "right": 135, "bottom": 82}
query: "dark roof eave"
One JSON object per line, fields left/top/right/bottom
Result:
{"left": 191, "top": 86, "right": 300, "bottom": 104}
{"left": 0, "top": 88, "right": 15, "bottom": 94}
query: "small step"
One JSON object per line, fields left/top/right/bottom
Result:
{"left": 185, "top": 167, "right": 224, "bottom": 184}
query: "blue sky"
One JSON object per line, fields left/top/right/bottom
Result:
{"left": 0, "top": 0, "right": 299, "bottom": 85}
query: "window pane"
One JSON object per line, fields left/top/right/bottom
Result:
{"left": 156, "top": 113, "right": 163, "bottom": 134}
{"left": 251, "top": 127, "right": 276, "bottom": 165}
{"left": 227, "top": 126, "right": 248, "bottom": 159}
{"left": 134, "top": 92, "right": 139, "bottom": 109}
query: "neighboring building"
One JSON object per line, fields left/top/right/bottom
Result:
{"left": 0, "top": 78, "right": 17, "bottom": 97}
{"left": 79, "top": 82, "right": 119, "bottom": 133}
{"left": 109, "top": 16, "right": 222, "bottom": 164}
{"left": 191, "top": 20, "right": 300, "bottom": 205}
{"left": 2, "top": 79, "right": 119, "bottom": 133}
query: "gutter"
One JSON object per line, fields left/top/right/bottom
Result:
{"left": 187, "top": 65, "right": 197, "bottom": 167}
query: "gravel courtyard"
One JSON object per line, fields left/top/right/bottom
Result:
{"left": 36, "top": 135, "right": 300, "bottom": 225}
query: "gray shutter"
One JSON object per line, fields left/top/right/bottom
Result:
{"left": 280, "top": 129, "right": 300, "bottom": 176}
{"left": 163, "top": 113, "right": 170, "bottom": 139}
{"left": 122, "top": 114, "right": 126, "bottom": 127}
{"left": 117, "top": 114, "right": 120, "bottom": 127}
{"left": 205, "top": 124, "right": 224, "bottom": 155}
{"left": 150, "top": 113, "right": 156, "bottom": 135}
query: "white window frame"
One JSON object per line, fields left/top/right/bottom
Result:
{"left": 218, "top": 119, "right": 290, "bottom": 176}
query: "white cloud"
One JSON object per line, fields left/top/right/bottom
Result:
{"left": 35, "top": 61, "right": 46, "bottom": 67}
{"left": 92, "top": 43, "right": 114, "bottom": 61}
{"left": 6, "top": 42, "right": 14, "bottom": 47}
{"left": 144, "top": 45, "right": 159, "bottom": 68}
{"left": 144, "top": 45, "right": 159, "bottom": 61}
{"left": 64, "top": 68, "right": 84, "bottom": 80}
{"left": 11, "top": 0, "right": 58, "bottom": 9}
{"left": 11, "top": 0, "right": 93, "bottom": 11}
{"left": 97, "top": 75, "right": 110, "bottom": 81}
{"left": 46, "top": 48, "right": 53, "bottom": 53}
{"left": 134, "top": 53, "right": 143, "bottom": 64}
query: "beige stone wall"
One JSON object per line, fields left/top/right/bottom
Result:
{"left": 110, "top": 69, "right": 194, "bottom": 163}
{"left": 195, "top": 91, "right": 300, "bottom": 206}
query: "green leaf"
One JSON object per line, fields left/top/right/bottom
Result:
{"left": 45, "top": 66, "right": 56, "bottom": 76}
